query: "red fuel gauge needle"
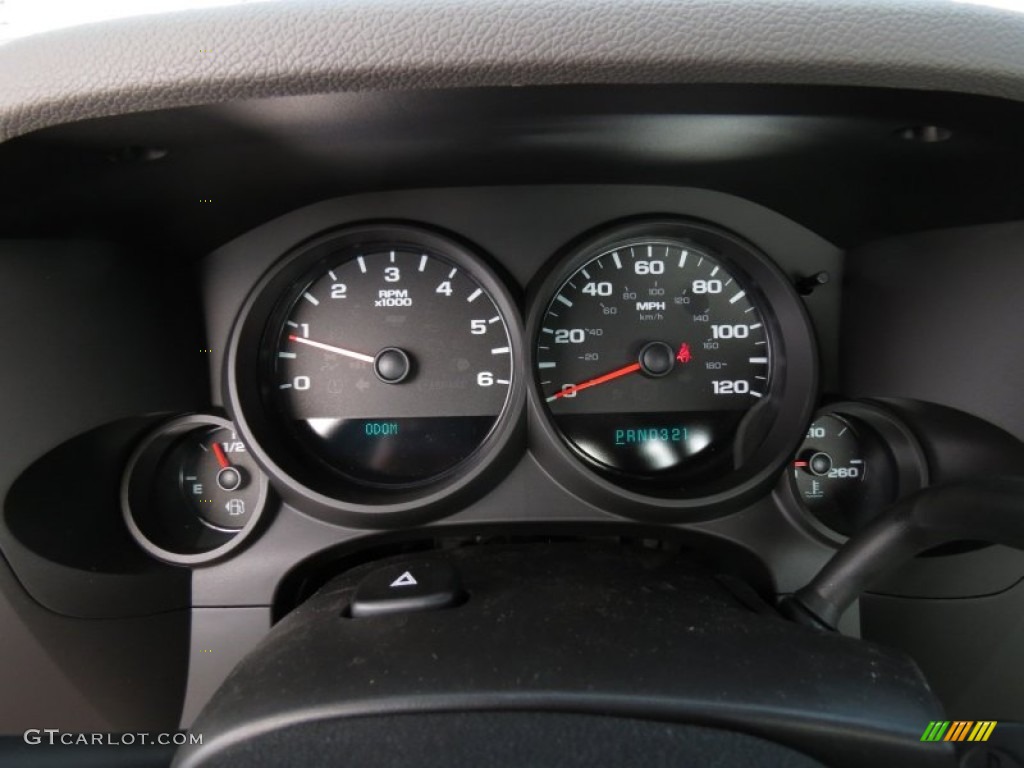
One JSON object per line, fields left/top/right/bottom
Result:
{"left": 547, "top": 362, "right": 642, "bottom": 402}
{"left": 212, "top": 442, "right": 231, "bottom": 469}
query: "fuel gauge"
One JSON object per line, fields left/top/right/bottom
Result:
{"left": 178, "top": 427, "right": 260, "bottom": 531}
{"left": 122, "top": 415, "right": 269, "bottom": 565}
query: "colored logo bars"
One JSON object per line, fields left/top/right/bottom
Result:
{"left": 921, "top": 721, "right": 997, "bottom": 742}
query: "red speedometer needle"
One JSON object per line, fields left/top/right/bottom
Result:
{"left": 288, "top": 335, "right": 375, "bottom": 364}
{"left": 212, "top": 442, "right": 230, "bottom": 469}
{"left": 547, "top": 362, "right": 642, "bottom": 402}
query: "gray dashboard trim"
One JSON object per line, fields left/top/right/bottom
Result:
{"left": 5, "top": 0, "right": 1024, "bottom": 141}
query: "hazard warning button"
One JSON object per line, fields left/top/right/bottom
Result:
{"left": 349, "top": 560, "right": 464, "bottom": 618}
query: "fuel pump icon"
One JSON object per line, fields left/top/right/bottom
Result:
{"left": 225, "top": 498, "right": 246, "bottom": 517}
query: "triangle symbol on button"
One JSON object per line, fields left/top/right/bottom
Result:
{"left": 390, "top": 571, "right": 418, "bottom": 588}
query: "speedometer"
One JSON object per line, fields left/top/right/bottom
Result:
{"left": 538, "top": 239, "right": 769, "bottom": 479}
{"left": 528, "top": 219, "right": 817, "bottom": 511}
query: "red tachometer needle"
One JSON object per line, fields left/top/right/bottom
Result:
{"left": 288, "top": 334, "right": 375, "bottom": 364}
{"left": 547, "top": 362, "right": 642, "bottom": 402}
{"left": 212, "top": 442, "right": 231, "bottom": 469}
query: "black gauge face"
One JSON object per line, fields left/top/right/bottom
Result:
{"left": 175, "top": 425, "right": 261, "bottom": 531}
{"left": 792, "top": 415, "right": 866, "bottom": 516}
{"left": 790, "top": 411, "right": 898, "bottom": 536}
{"left": 264, "top": 244, "right": 514, "bottom": 487}
{"left": 535, "top": 234, "right": 774, "bottom": 484}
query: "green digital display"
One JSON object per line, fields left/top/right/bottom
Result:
{"left": 364, "top": 421, "right": 400, "bottom": 437}
{"left": 614, "top": 427, "right": 688, "bottom": 446}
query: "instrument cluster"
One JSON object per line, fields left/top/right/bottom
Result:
{"left": 223, "top": 216, "right": 816, "bottom": 527}
{"left": 119, "top": 189, "right": 897, "bottom": 564}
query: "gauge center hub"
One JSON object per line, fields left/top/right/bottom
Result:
{"left": 638, "top": 341, "right": 676, "bottom": 378}
{"left": 217, "top": 466, "right": 244, "bottom": 491}
{"left": 373, "top": 347, "right": 412, "bottom": 385}
{"left": 807, "top": 452, "right": 833, "bottom": 477}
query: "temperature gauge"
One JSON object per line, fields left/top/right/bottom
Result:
{"left": 791, "top": 414, "right": 872, "bottom": 534}
{"left": 787, "top": 403, "right": 928, "bottom": 539}
{"left": 122, "top": 415, "right": 269, "bottom": 565}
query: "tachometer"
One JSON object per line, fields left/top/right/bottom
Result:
{"left": 528, "top": 219, "right": 817, "bottom": 516}
{"left": 226, "top": 224, "right": 524, "bottom": 523}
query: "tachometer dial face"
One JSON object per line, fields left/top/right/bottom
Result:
{"left": 260, "top": 237, "right": 515, "bottom": 488}
{"left": 535, "top": 230, "right": 775, "bottom": 484}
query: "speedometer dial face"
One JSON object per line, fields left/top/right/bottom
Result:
{"left": 536, "top": 232, "right": 773, "bottom": 483}
{"left": 262, "top": 236, "right": 514, "bottom": 488}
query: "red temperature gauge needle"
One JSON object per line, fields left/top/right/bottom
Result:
{"left": 547, "top": 362, "right": 642, "bottom": 402}
{"left": 212, "top": 442, "right": 231, "bottom": 469}
{"left": 288, "top": 335, "right": 375, "bottom": 364}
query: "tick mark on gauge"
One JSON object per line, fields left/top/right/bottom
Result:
{"left": 538, "top": 362, "right": 557, "bottom": 369}
{"left": 489, "top": 316, "right": 500, "bottom": 324}
{"left": 750, "top": 391, "right": 764, "bottom": 398}
{"left": 303, "top": 292, "right": 319, "bottom": 305}
{"left": 448, "top": 268, "right": 457, "bottom": 279}
{"left": 612, "top": 252, "right": 622, "bottom": 269}
{"left": 491, "top": 347, "right": 510, "bottom": 354}
{"left": 467, "top": 288, "right": 482, "bottom": 303}
{"left": 279, "top": 383, "right": 293, "bottom": 389}
{"left": 729, "top": 291, "right": 746, "bottom": 304}
{"left": 749, "top": 357, "right": 769, "bottom": 364}
{"left": 357, "top": 256, "right": 367, "bottom": 273}
{"left": 286, "top": 321, "right": 299, "bottom": 328}
{"left": 496, "top": 379, "right": 511, "bottom": 385}
{"left": 541, "top": 327, "right": 554, "bottom": 334}
{"left": 389, "top": 251, "right": 396, "bottom": 263}
{"left": 749, "top": 323, "right": 762, "bottom": 330}
{"left": 419, "top": 255, "right": 428, "bottom": 272}
{"left": 679, "top": 250, "right": 688, "bottom": 268}
{"left": 581, "top": 268, "right": 591, "bottom": 279}
{"left": 710, "top": 266, "right": 719, "bottom": 277}
{"left": 556, "top": 295, "right": 573, "bottom": 307}
{"left": 278, "top": 352, "right": 297, "bottom": 359}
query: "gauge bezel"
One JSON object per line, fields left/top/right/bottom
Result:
{"left": 224, "top": 222, "right": 526, "bottom": 528}
{"left": 526, "top": 217, "right": 818, "bottom": 523}
{"left": 121, "top": 414, "right": 270, "bottom": 566}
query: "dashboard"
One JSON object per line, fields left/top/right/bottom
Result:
{"left": 3, "top": 2, "right": 1024, "bottom": 766}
